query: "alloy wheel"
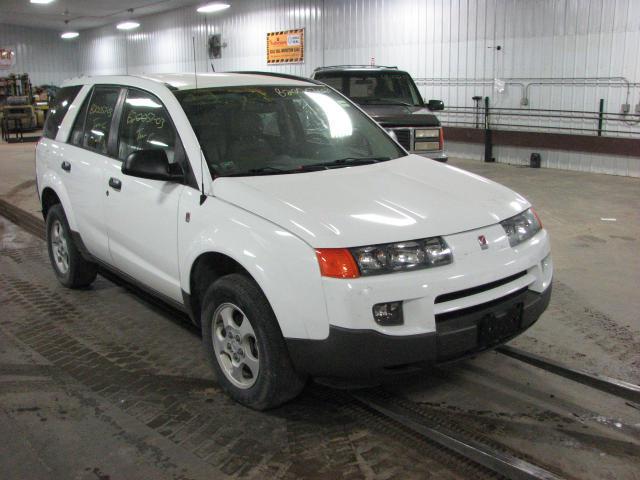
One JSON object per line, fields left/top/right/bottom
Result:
{"left": 211, "top": 302, "right": 260, "bottom": 389}
{"left": 50, "top": 219, "right": 70, "bottom": 275}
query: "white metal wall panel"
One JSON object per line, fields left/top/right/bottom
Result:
{"left": 77, "top": 25, "right": 129, "bottom": 76}
{"left": 76, "top": 0, "right": 323, "bottom": 78}
{"left": 72, "top": 0, "right": 640, "bottom": 113}
{"left": 446, "top": 140, "right": 640, "bottom": 177}
{"left": 322, "top": 0, "right": 640, "bottom": 117}
{"left": 0, "top": 23, "right": 78, "bottom": 85}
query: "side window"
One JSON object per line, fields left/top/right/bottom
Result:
{"left": 42, "top": 85, "right": 82, "bottom": 139}
{"left": 70, "top": 93, "right": 90, "bottom": 146}
{"left": 118, "top": 89, "right": 176, "bottom": 163}
{"left": 83, "top": 87, "right": 120, "bottom": 154}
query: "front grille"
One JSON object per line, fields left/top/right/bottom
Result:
{"left": 436, "top": 287, "right": 528, "bottom": 323}
{"left": 394, "top": 129, "right": 411, "bottom": 150}
{"left": 434, "top": 270, "right": 528, "bottom": 304}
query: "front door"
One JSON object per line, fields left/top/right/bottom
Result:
{"left": 104, "top": 88, "right": 185, "bottom": 302}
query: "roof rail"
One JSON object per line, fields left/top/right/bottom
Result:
{"left": 227, "top": 71, "right": 323, "bottom": 85}
{"left": 313, "top": 65, "right": 399, "bottom": 72}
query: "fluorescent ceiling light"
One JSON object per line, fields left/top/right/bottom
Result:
{"left": 30, "top": 0, "right": 55, "bottom": 4}
{"left": 117, "top": 21, "right": 140, "bottom": 30}
{"left": 197, "top": 2, "right": 230, "bottom": 13}
{"left": 60, "top": 32, "right": 79, "bottom": 39}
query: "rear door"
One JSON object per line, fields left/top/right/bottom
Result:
{"left": 37, "top": 84, "right": 82, "bottom": 196}
{"left": 103, "top": 87, "right": 186, "bottom": 302}
{"left": 58, "top": 85, "right": 122, "bottom": 262}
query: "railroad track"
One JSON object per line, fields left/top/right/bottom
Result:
{"left": 2, "top": 197, "right": 639, "bottom": 480}
{"left": 350, "top": 390, "right": 564, "bottom": 480}
{"left": 0, "top": 197, "right": 45, "bottom": 240}
{"left": 496, "top": 345, "right": 640, "bottom": 404}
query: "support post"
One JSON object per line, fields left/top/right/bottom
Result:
{"left": 484, "top": 96, "right": 494, "bottom": 162}
{"left": 597, "top": 98, "right": 604, "bottom": 137}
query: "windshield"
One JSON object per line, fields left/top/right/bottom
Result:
{"left": 174, "top": 86, "right": 405, "bottom": 177}
{"left": 315, "top": 71, "right": 423, "bottom": 107}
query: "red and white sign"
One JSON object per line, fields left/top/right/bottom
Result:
{"left": 0, "top": 47, "right": 16, "bottom": 69}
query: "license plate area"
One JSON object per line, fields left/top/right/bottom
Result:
{"left": 477, "top": 302, "right": 523, "bottom": 347}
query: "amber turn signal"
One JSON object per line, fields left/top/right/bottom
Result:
{"left": 315, "top": 248, "right": 360, "bottom": 278}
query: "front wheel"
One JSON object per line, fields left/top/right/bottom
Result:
{"left": 201, "top": 273, "right": 306, "bottom": 410}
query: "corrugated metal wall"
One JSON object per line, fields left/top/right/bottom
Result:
{"left": 75, "top": 0, "right": 323, "bottom": 78}
{"left": 320, "top": 0, "right": 640, "bottom": 176}
{"left": 326, "top": 0, "right": 640, "bottom": 114}
{"left": 0, "top": 24, "right": 78, "bottom": 85}
{"left": 19, "top": 0, "right": 640, "bottom": 175}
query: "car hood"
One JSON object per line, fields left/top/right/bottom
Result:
{"left": 212, "top": 155, "right": 530, "bottom": 248}
{"left": 358, "top": 104, "right": 441, "bottom": 127}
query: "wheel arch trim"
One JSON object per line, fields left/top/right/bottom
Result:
{"left": 39, "top": 173, "right": 78, "bottom": 231}
{"left": 179, "top": 208, "right": 331, "bottom": 341}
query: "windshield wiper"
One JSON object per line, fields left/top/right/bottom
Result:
{"left": 300, "top": 157, "right": 390, "bottom": 171}
{"left": 225, "top": 166, "right": 298, "bottom": 177}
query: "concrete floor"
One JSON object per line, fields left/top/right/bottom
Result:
{"left": 1, "top": 141, "right": 639, "bottom": 479}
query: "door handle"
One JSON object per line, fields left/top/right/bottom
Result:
{"left": 108, "top": 177, "right": 122, "bottom": 191}
{"left": 61, "top": 161, "right": 71, "bottom": 172}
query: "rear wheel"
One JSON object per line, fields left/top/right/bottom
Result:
{"left": 201, "top": 273, "right": 306, "bottom": 410}
{"left": 46, "top": 204, "right": 98, "bottom": 288}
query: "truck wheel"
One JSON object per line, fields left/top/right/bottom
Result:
{"left": 201, "top": 273, "right": 307, "bottom": 410}
{"left": 46, "top": 204, "right": 98, "bottom": 288}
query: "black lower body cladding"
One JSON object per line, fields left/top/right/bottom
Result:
{"left": 285, "top": 284, "right": 552, "bottom": 378}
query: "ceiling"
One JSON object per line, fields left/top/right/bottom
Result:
{"left": 0, "top": 0, "right": 204, "bottom": 31}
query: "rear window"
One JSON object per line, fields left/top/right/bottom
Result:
{"left": 315, "top": 71, "right": 423, "bottom": 107}
{"left": 42, "top": 85, "right": 82, "bottom": 139}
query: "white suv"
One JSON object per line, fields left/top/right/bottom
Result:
{"left": 36, "top": 73, "right": 553, "bottom": 409}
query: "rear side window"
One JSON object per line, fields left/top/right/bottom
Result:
{"left": 70, "top": 94, "right": 90, "bottom": 146}
{"left": 70, "top": 86, "right": 120, "bottom": 155}
{"left": 42, "top": 85, "right": 82, "bottom": 139}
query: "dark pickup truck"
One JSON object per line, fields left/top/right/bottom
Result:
{"left": 312, "top": 65, "right": 447, "bottom": 162}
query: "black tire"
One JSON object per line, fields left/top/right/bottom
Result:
{"left": 201, "top": 273, "right": 307, "bottom": 410}
{"left": 45, "top": 204, "right": 98, "bottom": 289}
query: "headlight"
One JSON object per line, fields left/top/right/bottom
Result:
{"left": 415, "top": 128, "right": 440, "bottom": 139}
{"left": 500, "top": 208, "right": 542, "bottom": 247}
{"left": 350, "top": 237, "right": 452, "bottom": 275}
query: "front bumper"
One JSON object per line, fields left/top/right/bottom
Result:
{"left": 414, "top": 149, "right": 448, "bottom": 162}
{"left": 286, "top": 283, "right": 551, "bottom": 377}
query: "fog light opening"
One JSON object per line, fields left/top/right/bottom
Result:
{"left": 373, "top": 301, "right": 404, "bottom": 326}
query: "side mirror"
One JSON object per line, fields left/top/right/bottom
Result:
{"left": 427, "top": 99, "right": 445, "bottom": 111}
{"left": 122, "top": 149, "right": 183, "bottom": 182}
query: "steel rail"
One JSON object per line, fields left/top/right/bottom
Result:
{"left": 496, "top": 345, "right": 640, "bottom": 404}
{"left": 439, "top": 120, "right": 640, "bottom": 136}
{"left": 444, "top": 106, "right": 639, "bottom": 116}
{"left": 442, "top": 111, "right": 640, "bottom": 123}
{"left": 0, "top": 197, "right": 45, "bottom": 240}
{"left": 352, "top": 392, "right": 564, "bottom": 480}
